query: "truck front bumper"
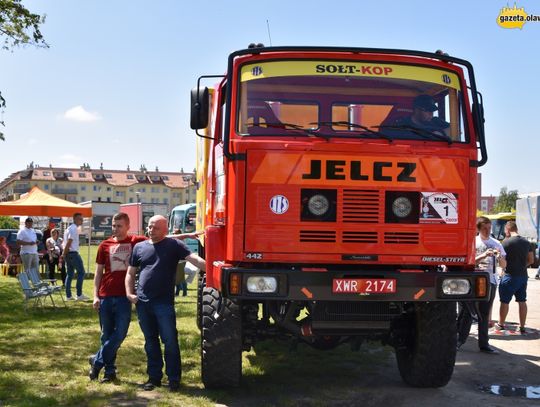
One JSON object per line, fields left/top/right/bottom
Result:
{"left": 221, "top": 267, "right": 490, "bottom": 302}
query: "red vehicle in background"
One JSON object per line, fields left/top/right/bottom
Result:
{"left": 119, "top": 203, "right": 168, "bottom": 236}
{"left": 191, "top": 45, "right": 489, "bottom": 388}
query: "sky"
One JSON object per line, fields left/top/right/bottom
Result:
{"left": 0, "top": 0, "right": 538, "bottom": 196}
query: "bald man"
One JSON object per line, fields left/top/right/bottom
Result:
{"left": 125, "top": 215, "right": 205, "bottom": 392}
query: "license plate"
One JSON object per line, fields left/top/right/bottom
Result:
{"left": 332, "top": 278, "right": 396, "bottom": 294}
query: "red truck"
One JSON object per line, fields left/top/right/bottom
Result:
{"left": 191, "top": 45, "right": 489, "bottom": 388}
{"left": 119, "top": 203, "right": 168, "bottom": 236}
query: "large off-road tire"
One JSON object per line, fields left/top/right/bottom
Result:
{"left": 395, "top": 302, "right": 457, "bottom": 388}
{"left": 196, "top": 272, "right": 205, "bottom": 330}
{"left": 196, "top": 240, "right": 206, "bottom": 331}
{"left": 201, "top": 287, "right": 242, "bottom": 388}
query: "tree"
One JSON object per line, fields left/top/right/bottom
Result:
{"left": 0, "top": 0, "right": 48, "bottom": 140}
{"left": 0, "top": 215, "right": 18, "bottom": 228}
{"left": 492, "top": 186, "right": 519, "bottom": 213}
{"left": 0, "top": 92, "right": 5, "bottom": 140}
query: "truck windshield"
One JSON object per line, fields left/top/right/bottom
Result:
{"left": 169, "top": 207, "right": 196, "bottom": 234}
{"left": 169, "top": 210, "right": 185, "bottom": 234}
{"left": 237, "top": 60, "right": 468, "bottom": 143}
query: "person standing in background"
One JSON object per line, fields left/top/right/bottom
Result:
{"left": 16, "top": 217, "right": 39, "bottom": 277}
{"left": 0, "top": 236, "right": 10, "bottom": 264}
{"left": 46, "top": 228, "right": 63, "bottom": 282}
{"left": 61, "top": 213, "right": 88, "bottom": 301}
{"left": 498, "top": 221, "right": 534, "bottom": 334}
{"left": 457, "top": 216, "right": 506, "bottom": 353}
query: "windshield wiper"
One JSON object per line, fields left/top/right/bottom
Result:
{"left": 377, "top": 124, "right": 452, "bottom": 144}
{"left": 247, "top": 122, "right": 331, "bottom": 140}
{"left": 314, "top": 121, "right": 393, "bottom": 142}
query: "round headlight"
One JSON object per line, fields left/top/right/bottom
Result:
{"left": 308, "top": 194, "right": 330, "bottom": 216}
{"left": 392, "top": 196, "right": 412, "bottom": 218}
{"left": 442, "top": 278, "right": 471, "bottom": 295}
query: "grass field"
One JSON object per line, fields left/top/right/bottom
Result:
{"left": 0, "top": 267, "right": 394, "bottom": 407}
{"left": 78, "top": 245, "right": 99, "bottom": 275}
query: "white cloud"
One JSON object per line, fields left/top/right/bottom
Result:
{"left": 63, "top": 105, "right": 102, "bottom": 122}
{"left": 27, "top": 138, "right": 38, "bottom": 146}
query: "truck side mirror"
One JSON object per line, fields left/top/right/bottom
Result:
{"left": 191, "top": 86, "right": 209, "bottom": 130}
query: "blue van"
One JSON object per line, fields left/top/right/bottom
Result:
{"left": 168, "top": 203, "right": 197, "bottom": 253}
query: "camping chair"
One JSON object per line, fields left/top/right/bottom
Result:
{"left": 17, "top": 271, "right": 56, "bottom": 311}
{"left": 26, "top": 268, "right": 66, "bottom": 306}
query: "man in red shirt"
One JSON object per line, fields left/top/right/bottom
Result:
{"left": 88, "top": 212, "right": 146, "bottom": 382}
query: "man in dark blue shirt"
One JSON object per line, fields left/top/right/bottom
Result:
{"left": 126, "top": 215, "right": 206, "bottom": 392}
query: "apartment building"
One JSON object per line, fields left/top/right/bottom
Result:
{"left": 0, "top": 163, "right": 196, "bottom": 211}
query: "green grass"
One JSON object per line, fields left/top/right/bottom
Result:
{"left": 0, "top": 273, "right": 394, "bottom": 407}
{"left": 78, "top": 245, "right": 99, "bottom": 275}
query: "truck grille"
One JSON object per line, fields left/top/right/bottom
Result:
{"left": 313, "top": 301, "right": 403, "bottom": 322}
{"left": 298, "top": 188, "right": 420, "bottom": 247}
{"left": 384, "top": 231, "right": 419, "bottom": 244}
{"left": 298, "top": 230, "right": 420, "bottom": 245}
{"left": 341, "top": 189, "right": 380, "bottom": 223}
{"left": 342, "top": 231, "right": 378, "bottom": 243}
{"left": 300, "top": 230, "right": 337, "bottom": 243}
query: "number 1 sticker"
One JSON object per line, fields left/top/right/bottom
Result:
{"left": 419, "top": 193, "right": 458, "bottom": 224}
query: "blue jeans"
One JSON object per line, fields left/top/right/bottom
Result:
{"left": 175, "top": 281, "right": 187, "bottom": 296}
{"left": 21, "top": 253, "right": 39, "bottom": 275}
{"left": 457, "top": 283, "right": 497, "bottom": 348}
{"left": 136, "top": 300, "right": 181, "bottom": 382}
{"left": 65, "top": 251, "right": 85, "bottom": 298}
{"left": 92, "top": 296, "right": 132, "bottom": 375}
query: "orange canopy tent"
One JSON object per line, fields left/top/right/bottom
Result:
{"left": 0, "top": 186, "right": 92, "bottom": 217}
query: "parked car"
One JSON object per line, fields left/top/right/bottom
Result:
{"left": 0, "top": 228, "right": 48, "bottom": 262}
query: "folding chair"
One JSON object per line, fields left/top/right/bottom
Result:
{"left": 26, "top": 268, "right": 66, "bottom": 306}
{"left": 17, "top": 271, "right": 56, "bottom": 311}
{"left": 0, "top": 263, "right": 22, "bottom": 276}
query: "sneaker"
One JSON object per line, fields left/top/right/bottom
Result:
{"left": 100, "top": 373, "right": 117, "bottom": 383}
{"left": 142, "top": 379, "right": 161, "bottom": 391}
{"left": 479, "top": 346, "right": 499, "bottom": 354}
{"left": 519, "top": 326, "right": 528, "bottom": 335}
{"left": 169, "top": 381, "right": 180, "bottom": 392}
{"left": 66, "top": 296, "right": 76, "bottom": 301}
{"left": 88, "top": 357, "right": 100, "bottom": 380}
{"left": 77, "top": 294, "right": 90, "bottom": 301}
{"left": 494, "top": 323, "right": 506, "bottom": 331}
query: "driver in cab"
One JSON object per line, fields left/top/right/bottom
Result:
{"left": 394, "top": 94, "right": 450, "bottom": 138}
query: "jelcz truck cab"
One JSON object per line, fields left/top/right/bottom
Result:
{"left": 191, "top": 46, "right": 489, "bottom": 388}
